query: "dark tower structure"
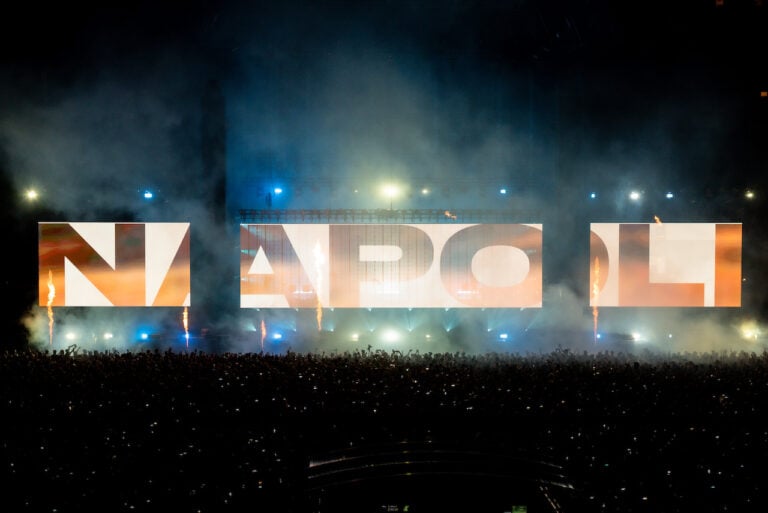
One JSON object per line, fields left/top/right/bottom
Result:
{"left": 192, "top": 79, "right": 235, "bottom": 350}
{"left": 201, "top": 79, "right": 227, "bottom": 225}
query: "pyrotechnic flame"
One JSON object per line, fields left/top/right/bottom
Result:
{"left": 592, "top": 257, "right": 600, "bottom": 344}
{"left": 313, "top": 242, "right": 325, "bottom": 331}
{"left": 260, "top": 319, "right": 266, "bottom": 351}
{"left": 47, "top": 269, "right": 55, "bottom": 347}
{"left": 444, "top": 210, "right": 457, "bottom": 220}
{"left": 183, "top": 306, "right": 189, "bottom": 348}
{"left": 654, "top": 215, "right": 662, "bottom": 224}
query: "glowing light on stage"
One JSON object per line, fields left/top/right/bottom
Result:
{"left": 739, "top": 320, "right": 761, "bottom": 341}
{"left": 182, "top": 306, "right": 189, "bottom": 348}
{"left": 499, "top": 188, "right": 507, "bottom": 195}
{"left": 273, "top": 187, "right": 283, "bottom": 195}
{"left": 745, "top": 189, "right": 755, "bottom": 200}
{"left": 381, "top": 328, "right": 401, "bottom": 343}
{"left": 25, "top": 188, "right": 39, "bottom": 201}
{"left": 313, "top": 241, "right": 326, "bottom": 330}
{"left": 666, "top": 192, "right": 674, "bottom": 199}
{"left": 47, "top": 269, "right": 55, "bottom": 347}
{"left": 143, "top": 190, "right": 154, "bottom": 199}
{"left": 592, "top": 257, "right": 600, "bottom": 344}
{"left": 260, "top": 319, "right": 267, "bottom": 351}
{"left": 589, "top": 192, "right": 597, "bottom": 199}
{"left": 654, "top": 215, "right": 662, "bottom": 224}
{"left": 444, "top": 210, "right": 457, "bottom": 220}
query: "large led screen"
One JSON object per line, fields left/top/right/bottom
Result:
{"left": 39, "top": 222, "right": 191, "bottom": 307}
{"left": 590, "top": 223, "right": 742, "bottom": 307}
{"left": 240, "top": 223, "right": 543, "bottom": 308}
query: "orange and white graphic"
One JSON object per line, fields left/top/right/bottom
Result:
{"left": 39, "top": 222, "right": 191, "bottom": 307}
{"left": 590, "top": 223, "right": 741, "bottom": 307}
{"left": 240, "top": 223, "right": 543, "bottom": 309}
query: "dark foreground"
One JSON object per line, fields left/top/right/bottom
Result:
{"left": 2, "top": 347, "right": 767, "bottom": 512}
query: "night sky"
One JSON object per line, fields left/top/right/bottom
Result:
{"left": 2, "top": 0, "right": 767, "bottom": 352}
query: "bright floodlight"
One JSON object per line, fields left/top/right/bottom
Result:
{"left": 589, "top": 192, "right": 597, "bottom": 199}
{"left": 499, "top": 188, "right": 507, "bottom": 194}
{"left": 421, "top": 188, "right": 430, "bottom": 195}
{"left": 273, "top": 187, "right": 283, "bottom": 195}
{"left": 629, "top": 190, "right": 641, "bottom": 201}
{"left": 143, "top": 190, "right": 154, "bottom": 199}
{"left": 382, "top": 184, "right": 400, "bottom": 198}
{"left": 381, "top": 328, "right": 400, "bottom": 343}
{"left": 666, "top": 192, "right": 674, "bottom": 199}
{"left": 25, "top": 189, "right": 39, "bottom": 201}
{"left": 745, "top": 190, "right": 755, "bottom": 200}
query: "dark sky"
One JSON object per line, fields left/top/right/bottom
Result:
{"left": 2, "top": 0, "right": 767, "bottom": 350}
{"left": 2, "top": 0, "right": 766, "bottom": 215}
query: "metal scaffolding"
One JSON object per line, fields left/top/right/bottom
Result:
{"left": 238, "top": 208, "right": 542, "bottom": 224}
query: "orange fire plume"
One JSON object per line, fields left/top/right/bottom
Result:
{"left": 47, "top": 269, "right": 55, "bottom": 347}
{"left": 260, "top": 319, "right": 266, "bottom": 351}
{"left": 182, "top": 306, "right": 189, "bottom": 348}
{"left": 313, "top": 242, "right": 325, "bottom": 331}
{"left": 654, "top": 215, "right": 662, "bottom": 224}
{"left": 592, "top": 256, "right": 600, "bottom": 344}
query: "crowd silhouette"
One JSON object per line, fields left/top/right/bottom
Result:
{"left": 1, "top": 345, "right": 767, "bottom": 512}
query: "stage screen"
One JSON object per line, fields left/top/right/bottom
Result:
{"left": 590, "top": 223, "right": 742, "bottom": 307}
{"left": 240, "top": 223, "right": 543, "bottom": 308}
{"left": 39, "top": 222, "right": 191, "bottom": 307}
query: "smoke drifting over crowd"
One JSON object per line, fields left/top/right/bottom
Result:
{"left": 2, "top": 1, "right": 767, "bottom": 355}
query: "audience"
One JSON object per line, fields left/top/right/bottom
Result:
{"left": 1, "top": 345, "right": 766, "bottom": 512}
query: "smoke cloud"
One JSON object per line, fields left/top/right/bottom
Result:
{"left": 2, "top": 1, "right": 766, "bottom": 355}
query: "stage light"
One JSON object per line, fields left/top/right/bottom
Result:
{"left": 381, "top": 183, "right": 401, "bottom": 209}
{"left": 24, "top": 188, "right": 39, "bottom": 201}
{"left": 143, "top": 190, "right": 154, "bottom": 199}
{"left": 745, "top": 189, "right": 755, "bottom": 200}
{"left": 665, "top": 192, "right": 674, "bottom": 199}
{"left": 273, "top": 187, "right": 283, "bottom": 195}
{"left": 499, "top": 188, "right": 507, "bottom": 195}
{"left": 272, "top": 333, "right": 283, "bottom": 340}
{"left": 629, "top": 191, "right": 641, "bottom": 201}
{"left": 421, "top": 188, "right": 430, "bottom": 195}
{"left": 381, "top": 328, "right": 400, "bottom": 343}
{"left": 589, "top": 192, "right": 597, "bottom": 199}
{"left": 499, "top": 333, "right": 509, "bottom": 341}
